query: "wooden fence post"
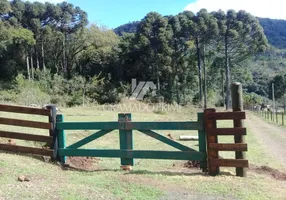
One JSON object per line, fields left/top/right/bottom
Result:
{"left": 282, "top": 112, "right": 284, "bottom": 126}
{"left": 198, "top": 112, "right": 207, "bottom": 172}
{"left": 46, "top": 105, "right": 57, "bottom": 160}
{"left": 56, "top": 114, "right": 66, "bottom": 163}
{"left": 119, "top": 113, "right": 134, "bottom": 169}
{"left": 204, "top": 108, "right": 219, "bottom": 176}
{"left": 231, "top": 82, "right": 246, "bottom": 177}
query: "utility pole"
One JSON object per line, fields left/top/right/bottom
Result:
{"left": 272, "top": 83, "right": 275, "bottom": 112}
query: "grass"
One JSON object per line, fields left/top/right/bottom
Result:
{"left": 0, "top": 103, "right": 286, "bottom": 200}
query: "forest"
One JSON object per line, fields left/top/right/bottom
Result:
{"left": 0, "top": 0, "right": 282, "bottom": 109}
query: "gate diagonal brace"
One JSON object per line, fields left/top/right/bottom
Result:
{"left": 138, "top": 130, "right": 197, "bottom": 152}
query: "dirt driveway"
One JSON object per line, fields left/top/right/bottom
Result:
{"left": 246, "top": 112, "right": 286, "bottom": 167}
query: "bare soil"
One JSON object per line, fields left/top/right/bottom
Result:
{"left": 183, "top": 160, "right": 200, "bottom": 168}
{"left": 250, "top": 164, "right": 286, "bottom": 181}
{"left": 246, "top": 112, "right": 286, "bottom": 167}
{"left": 64, "top": 157, "right": 101, "bottom": 171}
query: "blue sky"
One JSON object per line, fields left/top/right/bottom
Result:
{"left": 31, "top": 0, "right": 286, "bottom": 28}
{"left": 68, "top": 0, "right": 193, "bottom": 28}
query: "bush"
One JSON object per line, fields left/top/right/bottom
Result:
{"left": 0, "top": 90, "right": 16, "bottom": 102}
{"left": 15, "top": 83, "right": 50, "bottom": 106}
{"left": 12, "top": 74, "right": 50, "bottom": 105}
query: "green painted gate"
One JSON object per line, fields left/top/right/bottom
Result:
{"left": 55, "top": 113, "right": 207, "bottom": 172}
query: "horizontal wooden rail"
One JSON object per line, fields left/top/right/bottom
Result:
{"left": 57, "top": 122, "right": 120, "bottom": 130}
{"left": 0, "top": 104, "right": 51, "bottom": 116}
{"left": 56, "top": 121, "right": 203, "bottom": 130}
{"left": 0, "top": 131, "right": 53, "bottom": 144}
{"left": 59, "top": 149, "right": 206, "bottom": 160}
{"left": 206, "top": 112, "right": 246, "bottom": 120}
{"left": 210, "top": 158, "right": 249, "bottom": 168}
{"left": 0, "top": 143, "right": 53, "bottom": 156}
{"left": 0, "top": 117, "right": 52, "bottom": 129}
{"left": 208, "top": 127, "right": 247, "bottom": 136}
{"left": 209, "top": 143, "right": 247, "bottom": 151}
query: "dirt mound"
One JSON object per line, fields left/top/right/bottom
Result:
{"left": 65, "top": 157, "right": 100, "bottom": 171}
{"left": 251, "top": 165, "right": 286, "bottom": 181}
{"left": 183, "top": 160, "right": 200, "bottom": 168}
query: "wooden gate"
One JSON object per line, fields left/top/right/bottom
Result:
{"left": 56, "top": 112, "right": 208, "bottom": 172}
{"left": 0, "top": 104, "right": 57, "bottom": 157}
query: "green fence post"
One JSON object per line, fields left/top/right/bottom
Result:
{"left": 56, "top": 114, "right": 66, "bottom": 164}
{"left": 119, "top": 113, "right": 134, "bottom": 168}
{"left": 198, "top": 112, "right": 207, "bottom": 172}
{"left": 276, "top": 112, "right": 278, "bottom": 123}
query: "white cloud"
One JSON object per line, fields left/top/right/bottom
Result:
{"left": 27, "top": 0, "right": 66, "bottom": 4}
{"left": 184, "top": 0, "right": 286, "bottom": 19}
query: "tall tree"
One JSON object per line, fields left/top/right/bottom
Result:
{"left": 56, "top": 2, "right": 88, "bottom": 78}
{"left": 195, "top": 9, "right": 218, "bottom": 108}
{"left": 179, "top": 10, "right": 218, "bottom": 107}
{"left": 133, "top": 12, "right": 172, "bottom": 98}
{"left": 213, "top": 10, "right": 268, "bottom": 109}
{"left": 167, "top": 15, "right": 191, "bottom": 104}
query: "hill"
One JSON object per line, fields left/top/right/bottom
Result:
{"left": 114, "top": 18, "right": 286, "bottom": 50}
{"left": 258, "top": 18, "right": 286, "bottom": 49}
{"left": 113, "top": 21, "right": 140, "bottom": 36}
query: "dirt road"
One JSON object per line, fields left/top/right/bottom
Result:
{"left": 246, "top": 112, "right": 286, "bottom": 167}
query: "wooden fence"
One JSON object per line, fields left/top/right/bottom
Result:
{"left": 0, "top": 104, "right": 57, "bottom": 157}
{"left": 0, "top": 83, "right": 248, "bottom": 177}
{"left": 204, "top": 83, "right": 248, "bottom": 177}
{"left": 255, "top": 109, "right": 286, "bottom": 126}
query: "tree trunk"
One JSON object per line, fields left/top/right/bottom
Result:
{"left": 176, "top": 77, "right": 180, "bottom": 105}
{"left": 225, "top": 35, "right": 230, "bottom": 110}
{"left": 26, "top": 56, "right": 31, "bottom": 81}
{"left": 221, "top": 68, "right": 225, "bottom": 107}
{"left": 63, "top": 33, "right": 67, "bottom": 77}
{"left": 36, "top": 54, "right": 40, "bottom": 70}
{"left": 202, "top": 44, "right": 207, "bottom": 109}
{"left": 83, "top": 85, "right": 85, "bottom": 107}
{"left": 195, "top": 37, "right": 203, "bottom": 106}
{"left": 156, "top": 64, "right": 160, "bottom": 97}
{"left": 154, "top": 50, "right": 161, "bottom": 100}
{"left": 30, "top": 55, "right": 34, "bottom": 80}
{"left": 41, "top": 41, "right": 46, "bottom": 71}
{"left": 34, "top": 45, "right": 39, "bottom": 70}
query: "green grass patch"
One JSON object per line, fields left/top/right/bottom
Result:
{"left": 0, "top": 105, "right": 286, "bottom": 199}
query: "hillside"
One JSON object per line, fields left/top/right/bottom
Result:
{"left": 113, "top": 21, "right": 140, "bottom": 36}
{"left": 114, "top": 18, "right": 286, "bottom": 50}
{"left": 258, "top": 18, "right": 286, "bottom": 49}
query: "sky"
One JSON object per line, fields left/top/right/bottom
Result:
{"left": 28, "top": 0, "right": 286, "bottom": 28}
